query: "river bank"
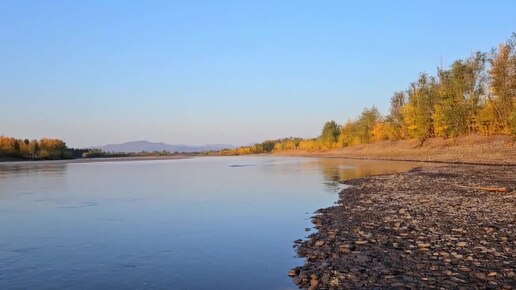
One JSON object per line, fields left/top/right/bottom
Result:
{"left": 290, "top": 164, "right": 516, "bottom": 289}
{"left": 276, "top": 135, "right": 515, "bottom": 166}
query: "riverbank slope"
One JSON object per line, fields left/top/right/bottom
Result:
{"left": 290, "top": 164, "right": 516, "bottom": 289}
{"left": 276, "top": 135, "right": 515, "bottom": 165}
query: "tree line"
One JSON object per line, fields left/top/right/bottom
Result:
{"left": 224, "top": 34, "right": 516, "bottom": 155}
{"left": 0, "top": 137, "right": 197, "bottom": 161}
{"left": 0, "top": 137, "right": 87, "bottom": 160}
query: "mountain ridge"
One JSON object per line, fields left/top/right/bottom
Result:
{"left": 93, "top": 140, "right": 235, "bottom": 153}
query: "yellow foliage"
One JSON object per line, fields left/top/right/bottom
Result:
{"left": 433, "top": 104, "right": 449, "bottom": 137}
{"left": 400, "top": 103, "right": 417, "bottom": 139}
{"left": 298, "top": 139, "right": 319, "bottom": 151}
{"left": 371, "top": 122, "right": 398, "bottom": 142}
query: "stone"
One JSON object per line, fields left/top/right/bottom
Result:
{"left": 329, "top": 277, "right": 339, "bottom": 287}
{"left": 315, "top": 240, "right": 325, "bottom": 247}
{"left": 459, "top": 266, "right": 471, "bottom": 272}
{"left": 451, "top": 277, "right": 466, "bottom": 283}
{"left": 310, "top": 278, "right": 318, "bottom": 288}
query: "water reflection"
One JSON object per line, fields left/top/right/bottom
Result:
{"left": 0, "top": 162, "right": 67, "bottom": 179}
{"left": 316, "top": 158, "right": 419, "bottom": 190}
{"left": 272, "top": 158, "right": 420, "bottom": 192}
{"left": 316, "top": 158, "right": 413, "bottom": 179}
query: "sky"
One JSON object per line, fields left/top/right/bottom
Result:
{"left": 1, "top": 1, "right": 515, "bottom": 147}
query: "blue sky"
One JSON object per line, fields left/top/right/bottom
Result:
{"left": 1, "top": 1, "right": 515, "bottom": 147}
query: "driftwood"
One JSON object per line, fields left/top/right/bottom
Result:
{"left": 448, "top": 183, "right": 511, "bottom": 192}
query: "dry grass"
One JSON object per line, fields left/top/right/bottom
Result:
{"left": 276, "top": 135, "right": 515, "bottom": 165}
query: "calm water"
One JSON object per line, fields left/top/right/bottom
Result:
{"left": 0, "top": 156, "right": 419, "bottom": 290}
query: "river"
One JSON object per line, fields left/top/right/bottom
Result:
{"left": 0, "top": 156, "right": 419, "bottom": 289}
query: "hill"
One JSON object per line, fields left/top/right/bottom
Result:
{"left": 95, "top": 141, "right": 234, "bottom": 153}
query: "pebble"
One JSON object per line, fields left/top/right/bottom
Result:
{"left": 456, "top": 241, "right": 467, "bottom": 247}
{"left": 315, "top": 240, "right": 325, "bottom": 247}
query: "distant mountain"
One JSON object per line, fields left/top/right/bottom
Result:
{"left": 94, "top": 141, "right": 235, "bottom": 153}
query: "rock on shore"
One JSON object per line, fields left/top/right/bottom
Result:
{"left": 291, "top": 165, "right": 516, "bottom": 289}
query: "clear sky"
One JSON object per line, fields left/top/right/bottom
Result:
{"left": 1, "top": 1, "right": 515, "bottom": 147}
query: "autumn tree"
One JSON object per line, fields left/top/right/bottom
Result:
{"left": 488, "top": 33, "right": 516, "bottom": 133}
{"left": 0, "top": 136, "right": 72, "bottom": 160}
{"left": 336, "top": 120, "right": 353, "bottom": 147}
{"left": 403, "top": 74, "right": 438, "bottom": 141}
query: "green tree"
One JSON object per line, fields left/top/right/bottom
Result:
{"left": 354, "top": 106, "right": 381, "bottom": 144}
{"left": 406, "top": 74, "right": 438, "bottom": 141}
{"left": 388, "top": 91, "right": 406, "bottom": 139}
{"left": 435, "top": 53, "right": 487, "bottom": 137}
{"left": 320, "top": 120, "right": 340, "bottom": 148}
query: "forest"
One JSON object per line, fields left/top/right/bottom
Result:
{"left": 223, "top": 34, "right": 516, "bottom": 155}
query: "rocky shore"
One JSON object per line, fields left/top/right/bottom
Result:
{"left": 290, "top": 164, "right": 516, "bottom": 289}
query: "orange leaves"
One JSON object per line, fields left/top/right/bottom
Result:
{"left": 0, "top": 136, "right": 68, "bottom": 159}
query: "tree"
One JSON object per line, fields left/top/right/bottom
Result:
{"left": 338, "top": 120, "right": 358, "bottom": 147}
{"left": 320, "top": 120, "right": 340, "bottom": 148}
{"left": 29, "top": 140, "right": 39, "bottom": 159}
{"left": 464, "top": 52, "right": 488, "bottom": 133}
{"left": 435, "top": 53, "right": 487, "bottom": 137}
{"left": 405, "top": 74, "right": 438, "bottom": 141}
{"left": 371, "top": 122, "right": 398, "bottom": 142}
{"left": 388, "top": 91, "right": 406, "bottom": 139}
{"left": 510, "top": 104, "right": 516, "bottom": 136}
{"left": 354, "top": 106, "right": 381, "bottom": 144}
{"left": 488, "top": 34, "right": 516, "bottom": 133}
